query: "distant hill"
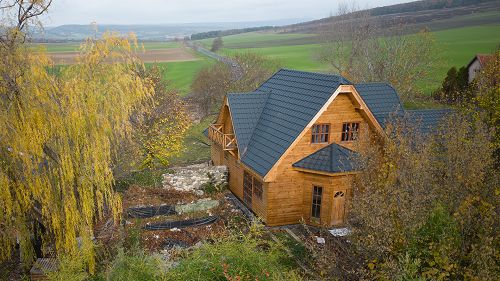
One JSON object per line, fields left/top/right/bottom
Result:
{"left": 187, "top": 0, "right": 500, "bottom": 40}
{"left": 282, "top": 0, "right": 500, "bottom": 33}
{"left": 32, "top": 18, "right": 311, "bottom": 42}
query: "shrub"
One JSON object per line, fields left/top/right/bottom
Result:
{"left": 202, "top": 172, "right": 227, "bottom": 195}
{"left": 47, "top": 254, "right": 88, "bottom": 281}
{"left": 167, "top": 224, "right": 301, "bottom": 281}
{"left": 407, "top": 205, "right": 461, "bottom": 280}
{"left": 105, "top": 249, "right": 166, "bottom": 281}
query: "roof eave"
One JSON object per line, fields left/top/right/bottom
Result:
{"left": 292, "top": 166, "right": 359, "bottom": 176}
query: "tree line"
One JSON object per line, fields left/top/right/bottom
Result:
{"left": 190, "top": 26, "right": 274, "bottom": 40}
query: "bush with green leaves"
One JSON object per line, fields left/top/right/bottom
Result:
{"left": 167, "top": 224, "right": 302, "bottom": 281}
{"left": 47, "top": 254, "right": 89, "bottom": 281}
{"left": 201, "top": 172, "right": 227, "bottom": 195}
{"left": 105, "top": 249, "right": 166, "bottom": 281}
{"left": 407, "top": 205, "right": 461, "bottom": 280}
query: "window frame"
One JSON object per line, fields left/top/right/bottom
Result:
{"left": 311, "top": 123, "right": 330, "bottom": 144}
{"left": 243, "top": 171, "right": 253, "bottom": 205}
{"left": 253, "top": 178, "right": 263, "bottom": 200}
{"left": 341, "top": 122, "right": 360, "bottom": 142}
{"left": 243, "top": 170, "right": 263, "bottom": 202}
{"left": 311, "top": 185, "right": 323, "bottom": 220}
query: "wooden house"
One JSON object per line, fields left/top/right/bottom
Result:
{"left": 206, "top": 69, "right": 450, "bottom": 227}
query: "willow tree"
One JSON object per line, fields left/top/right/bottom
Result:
{"left": 0, "top": 24, "right": 163, "bottom": 273}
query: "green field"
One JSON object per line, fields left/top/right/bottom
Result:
{"left": 147, "top": 58, "right": 214, "bottom": 96}
{"left": 222, "top": 44, "right": 329, "bottom": 72}
{"left": 31, "top": 41, "right": 182, "bottom": 52}
{"left": 198, "top": 32, "right": 317, "bottom": 49}
{"left": 202, "top": 24, "right": 499, "bottom": 95}
{"left": 433, "top": 25, "right": 499, "bottom": 72}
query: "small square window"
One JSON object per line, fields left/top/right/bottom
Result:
{"left": 341, "top": 123, "right": 360, "bottom": 141}
{"left": 311, "top": 124, "right": 330, "bottom": 143}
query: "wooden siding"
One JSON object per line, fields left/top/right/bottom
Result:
{"left": 301, "top": 173, "right": 353, "bottom": 226}
{"left": 211, "top": 88, "right": 380, "bottom": 227}
{"left": 211, "top": 144, "right": 224, "bottom": 166}
{"left": 219, "top": 150, "right": 268, "bottom": 223}
{"left": 266, "top": 92, "right": 372, "bottom": 226}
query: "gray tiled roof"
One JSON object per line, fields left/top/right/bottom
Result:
{"left": 227, "top": 91, "right": 270, "bottom": 154}
{"left": 355, "top": 82, "right": 404, "bottom": 128}
{"left": 293, "top": 143, "right": 357, "bottom": 173}
{"left": 239, "top": 69, "right": 351, "bottom": 176}
{"left": 208, "top": 69, "right": 451, "bottom": 177}
{"left": 407, "top": 109, "right": 453, "bottom": 134}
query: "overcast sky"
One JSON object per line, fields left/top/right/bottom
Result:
{"left": 43, "top": 0, "right": 413, "bottom": 26}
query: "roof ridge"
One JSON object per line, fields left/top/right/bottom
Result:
{"left": 279, "top": 68, "right": 352, "bottom": 84}
{"left": 355, "top": 81, "right": 391, "bottom": 85}
{"left": 227, "top": 91, "right": 261, "bottom": 95}
{"left": 355, "top": 82, "right": 405, "bottom": 118}
{"left": 406, "top": 108, "right": 453, "bottom": 112}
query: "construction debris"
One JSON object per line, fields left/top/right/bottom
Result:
{"left": 162, "top": 163, "right": 227, "bottom": 195}
{"left": 329, "top": 228, "right": 351, "bottom": 237}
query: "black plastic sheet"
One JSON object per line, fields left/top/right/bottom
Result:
{"left": 127, "top": 205, "right": 176, "bottom": 218}
{"left": 143, "top": 216, "right": 218, "bottom": 230}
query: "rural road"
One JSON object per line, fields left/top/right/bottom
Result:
{"left": 185, "top": 41, "right": 243, "bottom": 81}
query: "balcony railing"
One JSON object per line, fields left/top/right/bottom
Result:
{"left": 208, "top": 124, "right": 237, "bottom": 150}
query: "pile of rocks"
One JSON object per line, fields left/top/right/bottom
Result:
{"left": 162, "top": 163, "right": 227, "bottom": 195}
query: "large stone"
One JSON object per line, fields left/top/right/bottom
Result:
{"left": 162, "top": 163, "right": 227, "bottom": 194}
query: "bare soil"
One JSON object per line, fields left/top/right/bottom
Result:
{"left": 48, "top": 47, "right": 199, "bottom": 64}
{"left": 121, "top": 185, "right": 249, "bottom": 253}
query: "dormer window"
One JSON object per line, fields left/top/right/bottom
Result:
{"left": 341, "top": 123, "right": 359, "bottom": 141}
{"left": 311, "top": 124, "right": 330, "bottom": 143}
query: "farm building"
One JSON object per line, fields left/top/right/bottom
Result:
{"left": 206, "top": 69, "right": 451, "bottom": 227}
{"left": 466, "top": 54, "right": 494, "bottom": 83}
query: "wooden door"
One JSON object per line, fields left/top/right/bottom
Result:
{"left": 330, "top": 190, "right": 346, "bottom": 225}
{"left": 243, "top": 171, "right": 252, "bottom": 206}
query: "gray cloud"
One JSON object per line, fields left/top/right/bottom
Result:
{"left": 43, "top": 0, "right": 412, "bottom": 26}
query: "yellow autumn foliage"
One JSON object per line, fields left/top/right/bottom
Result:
{"left": 0, "top": 33, "right": 157, "bottom": 271}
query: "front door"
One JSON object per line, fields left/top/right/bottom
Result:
{"left": 330, "top": 190, "right": 346, "bottom": 225}
{"left": 243, "top": 171, "right": 252, "bottom": 206}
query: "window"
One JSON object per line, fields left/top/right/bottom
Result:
{"left": 311, "top": 186, "right": 323, "bottom": 219}
{"left": 311, "top": 124, "right": 330, "bottom": 143}
{"left": 243, "top": 171, "right": 253, "bottom": 205}
{"left": 341, "top": 122, "right": 360, "bottom": 141}
{"left": 243, "top": 170, "right": 263, "bottom": 204}
{"left": 253, "top": 179, "right": 263, "bottom": 200}
{"left": 334, "top": 191, "right": 345, "bottom": 198}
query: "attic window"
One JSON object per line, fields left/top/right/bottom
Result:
{"left": 311, "top": 124, "right": 330, "bottom": 143}
{"left": 341, "top": 123, "right": 359, "bottom": 141}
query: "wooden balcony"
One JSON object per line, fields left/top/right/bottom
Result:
{"left": 208, "top": 124, "right": 237, "bottom": 151}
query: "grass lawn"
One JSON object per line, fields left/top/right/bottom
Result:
{"left": 168, "top": 117, "right": 214, "bottom": 166}
{"left": 31, "top": 41, "right": 181, "bottom": 52}
{"left": 209, "top": 24, "right": 498, "bottom": 96}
